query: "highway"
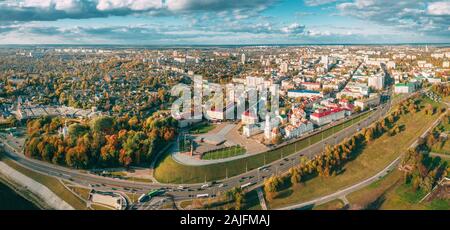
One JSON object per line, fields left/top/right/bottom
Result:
{"left": 0, "top": 88, "right": 407, "bottom": 207}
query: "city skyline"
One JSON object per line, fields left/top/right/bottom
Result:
{"left": 0, "top": 0, "right": 449, "bottom": 45}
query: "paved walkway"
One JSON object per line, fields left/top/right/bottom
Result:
{"left": 0, "top": 162, "right": 74, "bottom": 210}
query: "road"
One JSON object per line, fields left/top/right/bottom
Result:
{"left": 0, "top": 88, "right": 413, "bottom": 208}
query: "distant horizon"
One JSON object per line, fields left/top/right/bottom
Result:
{"left": 1, "top": 42, "right": 449, "bottom": 49}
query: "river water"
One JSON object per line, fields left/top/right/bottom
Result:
{"left": 0, "top": 180, "right": 39, "bottom": 210}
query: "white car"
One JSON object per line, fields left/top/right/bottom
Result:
{"left": 201, "top": 183, "right": 210, "bottom": 189}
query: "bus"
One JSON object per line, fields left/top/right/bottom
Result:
{"left": 147, "top": 189, "right": 164, "bottom": 198}
{"left": 240, "top": 182, "right": 254, "bottom": 189}
{"left": 138, "top": 194, "right": 147, "bottom": 203}
{"left": 196, "top": 194, "right": 209, "bottom": 198}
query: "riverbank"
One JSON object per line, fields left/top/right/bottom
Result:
{"left": 0, "top": 175, "right": 43, "bottom": 210}
{"left": 0, "top": 161, "right": 74, "bottom": 210}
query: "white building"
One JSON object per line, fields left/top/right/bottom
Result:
{"left": 287, "top": 90, "right": 323, "bottom": 98}
{"left": 336, "top": 82, "right": 369, "bottom": 99}
{"left": 310, "top": 108, "right": 346, "bottom": 126}
{"left": 368, "top": 73, "right": 385, "bottom": 90}
{"left": 280, "top": 62, "right": 289, "bottom": 73}
{"left": 241, "top": 111, "right": 259, "bottom": 125}
{"left": 394, "top": 83, "right": 415, "bottom": 94}
{"left": 246, "top": 76, "right": 265, "bottom": 87}
{"left": 354, "top": 94, "right": 380, "bottom": 110}
{"left": 243, "top": 124, "right": 263, "bottom": 137}
{"left": 284, "top": 121, "right": 313, "bottom": 139}
{"left": 206, "top": 109, "right": 224, "bottom": 121}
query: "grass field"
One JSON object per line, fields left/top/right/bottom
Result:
{"left": 0, "top": 155, "right": 88, "bottom": 210}
{"left": 265, "top": 98, "right": 443, "bottom": 209}
{"left": 379, "top": 181, "right": 449, "bottom": 210}
{"left": 189, "top": 123, "right": 216, "bottom": 134}
{"left": 201, "top": 145, "right": 246, "bottom": 160}
{"left": 154, "top": 111, "right": 372, "bottom": 184}
{"left": 344, "top": 169, "right": 449, "bottom": 210}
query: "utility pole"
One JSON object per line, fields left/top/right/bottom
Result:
{"left": 226, "top": 168, "right": 228, "bottom": 179}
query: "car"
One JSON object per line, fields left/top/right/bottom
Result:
{"left": 201, "top": 183, "right": 210, "bottom": 189}
{"left": 218, "top": 183, "right": 224, "bottom": 188}
{"left": 178, "top": 185, "right": 185, "bottom": 190}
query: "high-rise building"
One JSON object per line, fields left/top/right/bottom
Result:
{"left": 241, "top": 53, "right": 246, "bottom": 64}
{"left": 280, "top": 62, "right": 288, "bottom": 73}
{"left": 368, "top": 73, "right": 385, "bottom": 90}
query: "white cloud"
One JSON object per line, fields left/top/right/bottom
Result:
{"left": 96, "top": 0, "right": 163, "bottom": 11}
{"left": 281, "top": 23, "right": 305, "bottom": 33}
{"left": 337, "top": 0, "right": 450, "bottom": 37}
{"left": 303, "top": 0, "right": 341, "bottom": 6}
{"left": 427, "top": 1, "right": 450, "bottom": 15}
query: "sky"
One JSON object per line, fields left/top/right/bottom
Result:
{"left": 0, "top": 0, "right": 449, "bottom": 45}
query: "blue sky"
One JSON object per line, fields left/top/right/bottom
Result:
{"left": 0, "top": 0, "right": 449, "bottom": 44}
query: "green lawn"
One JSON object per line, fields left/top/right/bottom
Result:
{"left": 379, "top": 182, "right": 449, "bottom": 210}
{"left": 154, "top": 112, "right": 371, "bottom": 184}
{"left": 189, "top": 123, "right": 216, "bottom": 134}
{"left": 265, "top": 98, "right": 443, "bottom": 209}
{"left": 202, "top": 145, "right": 246, "bottom": 160}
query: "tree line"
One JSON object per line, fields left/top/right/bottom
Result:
{"left": 24, "top": 113, "right": 177, "bottom": 169}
